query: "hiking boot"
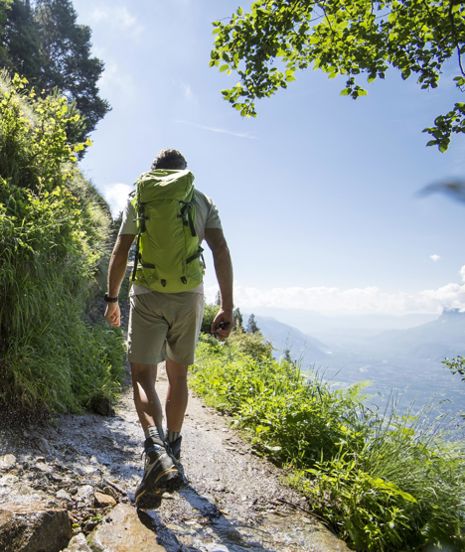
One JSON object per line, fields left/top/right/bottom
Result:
{"left": 167, "top": 436, "right": 188, "bottom": 485}
{"left": 169, "top": 435, "right": 182, "bottom": 461}
{"left": 135, "top": 436, "right": 181, "bottom": 509}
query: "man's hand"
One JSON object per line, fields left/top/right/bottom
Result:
{"left": 205, "top": 228, "right": 234, "bottom": 340}
{"left": 105, "top": 302, "right": 121, "bottom": 328}
{"left": 211, "top": 308, "right": 233, "bottom": 339}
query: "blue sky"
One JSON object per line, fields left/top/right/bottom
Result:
{"left": 73, "top": 0, "right": 465, "bottom": 317}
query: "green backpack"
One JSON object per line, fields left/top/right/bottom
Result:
{"left": 130, "top": 169, "right": 205, "bottom": 293}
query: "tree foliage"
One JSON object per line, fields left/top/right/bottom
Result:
{"left": 1, "top": 0, "right": 40, "bottom": 78}
{"left": 0, "top": 0, "right": 109, "bottom": 139}
{"left": 246, "top": 313, "right": 260, "bottom": 333}
{"left": 233, "top": 306, "right": 244, "bottom": 331}
{"left": 211, "top": 0, "right": 465, "bottom": 151}
{"left": 0, "top": 0, "right": 17, "bottom": 66}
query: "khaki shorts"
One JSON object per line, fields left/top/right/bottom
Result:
{"left": 127, "top": 291, "right": 205, "bottom": 366}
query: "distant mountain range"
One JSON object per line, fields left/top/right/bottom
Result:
{"left": 253, "top": 308, "right": 465, "bottom": 364}
{"left": 251, "top": 309, "right": 465, "bottom": 424}
{"left": 250, "top": 307, "right": 437, "bottom": 341}
{"left": 360, "top": 308, "right": 465, "bottom": 361}
{"left": 251, "top": 315, "right": 331, "bottom": 362}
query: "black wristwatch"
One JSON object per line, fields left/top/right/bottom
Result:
{"left": 104, "top": 293, "right": 118, "bottom": 303}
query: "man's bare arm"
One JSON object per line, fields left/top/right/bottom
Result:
{"left": 205, "top": 228, "right": 233, "bottom": 338}
{"left": 108, "top": 234, "right": 135, "bottom": 296}
{"left": 104, "top": 234, "right": 135, "bottom": 327}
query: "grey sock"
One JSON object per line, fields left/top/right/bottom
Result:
{"left": 167, "top": 430, "right": 181, "bottom": 443}
{"left": 144, "top": 425, "right": 165, "bottom": 442}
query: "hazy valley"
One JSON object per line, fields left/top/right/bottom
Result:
{"left": 250, "top": 309, "right": 465, "bottom": 429}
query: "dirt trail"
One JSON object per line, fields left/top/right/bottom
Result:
{"left": 0, "top": 366, "right": 350, "bottom": 551}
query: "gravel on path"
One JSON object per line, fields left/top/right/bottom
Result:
{"left": 0, "top": 365, "right": 351, "bottom": 552}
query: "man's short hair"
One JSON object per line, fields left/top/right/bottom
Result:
{"left": 152, "top": 149, "right": 187, "bottom": 170}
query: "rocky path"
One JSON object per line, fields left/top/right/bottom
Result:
{"left": 0, "top": 366, "right": 350, "bottom": 552}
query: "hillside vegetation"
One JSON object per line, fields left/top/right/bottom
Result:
{"left": 0, "top": 73, "right": 124, "bottom": 415}
{"left": 191, "top": 326, "right": 465, "bottom": 551}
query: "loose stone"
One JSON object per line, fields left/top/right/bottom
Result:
{"left": 75, "top": 485, "right": 94, "bottom": 501}
{"left": 0, "top": 454, "right": 16, "bottom": 471}
{"left": 94, "top": 491, "right": 117, "bottom": 507}
{"left": 56, "top": 489, "right": 72, "bottom": 501}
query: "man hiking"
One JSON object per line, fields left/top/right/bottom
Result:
{"left": 104, "top": 148, "right": 233, "bottom": 509}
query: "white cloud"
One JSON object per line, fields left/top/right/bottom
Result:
{"left": 430, "top": 254, "right": 441, "bottom": 262}
{"left": 215, "top": 265, "right": 465, "bottom": 316}
{"left": 175, "top": 119, "right": 257, "bottom": 140}
{"left": 98, "top": 61, "right": 137, "bottom": 103}
{"left": 89, "top": 5, "right": 143, "bottom": 37}
{"left": 102, "top": 182, "right": 133, "bottom": 217}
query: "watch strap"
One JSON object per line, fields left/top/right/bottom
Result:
{"left": 104, "top": 293, "right": 118, "bottom": 303}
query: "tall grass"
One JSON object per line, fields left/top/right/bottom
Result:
{"left": 0, "top": 73, "right": 125, "bottom": 415}
{"left": 191, "top": 333, "right": 465, "bottom": 551}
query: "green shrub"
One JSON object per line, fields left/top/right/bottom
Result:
{"left": 201, "top": 303, "right": 218, "bottom": 334}
{"left": 293, "top": 426, "right": 465, "bottom": 550}
{"left": 191, "top": 334, "right": 465, "bottom": 551}
{"left": 227, "top": 330, "right": 273, "bottom": 361}
{"left": 0, "top": 73, "right": 125, "bottom": 414}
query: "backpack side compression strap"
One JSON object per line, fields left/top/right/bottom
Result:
{"left": 131, "top": 233, "right": 140, "bottom": 282}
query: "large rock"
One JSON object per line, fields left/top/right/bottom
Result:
{"left": 89, "top": 503, "right": 164, "bottom": 552}
{"left": 0, "top": 501, "right": 72, "bottom": 552}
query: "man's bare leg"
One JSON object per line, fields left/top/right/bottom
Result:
{"left": 130, "top": 362, "right": 164, "bottom": 434}
{"left": 131, "top": 361, "right": 181, "bottom": 507}
{"left": 165, "top": 358, "right": 188, "bottom": 433}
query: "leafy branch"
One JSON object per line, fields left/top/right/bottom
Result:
{"left": 211, "top": 0, "right": 465, "bottom": 151}
{"left": 443, "top": 355, "right": 465, "bottom": 382}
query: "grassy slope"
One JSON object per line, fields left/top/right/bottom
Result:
{"left": 191, "top": 331, "right": 465, "bottom": 552}
{"left": 0, "top": 73, "right": 125, "bottom": 415}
